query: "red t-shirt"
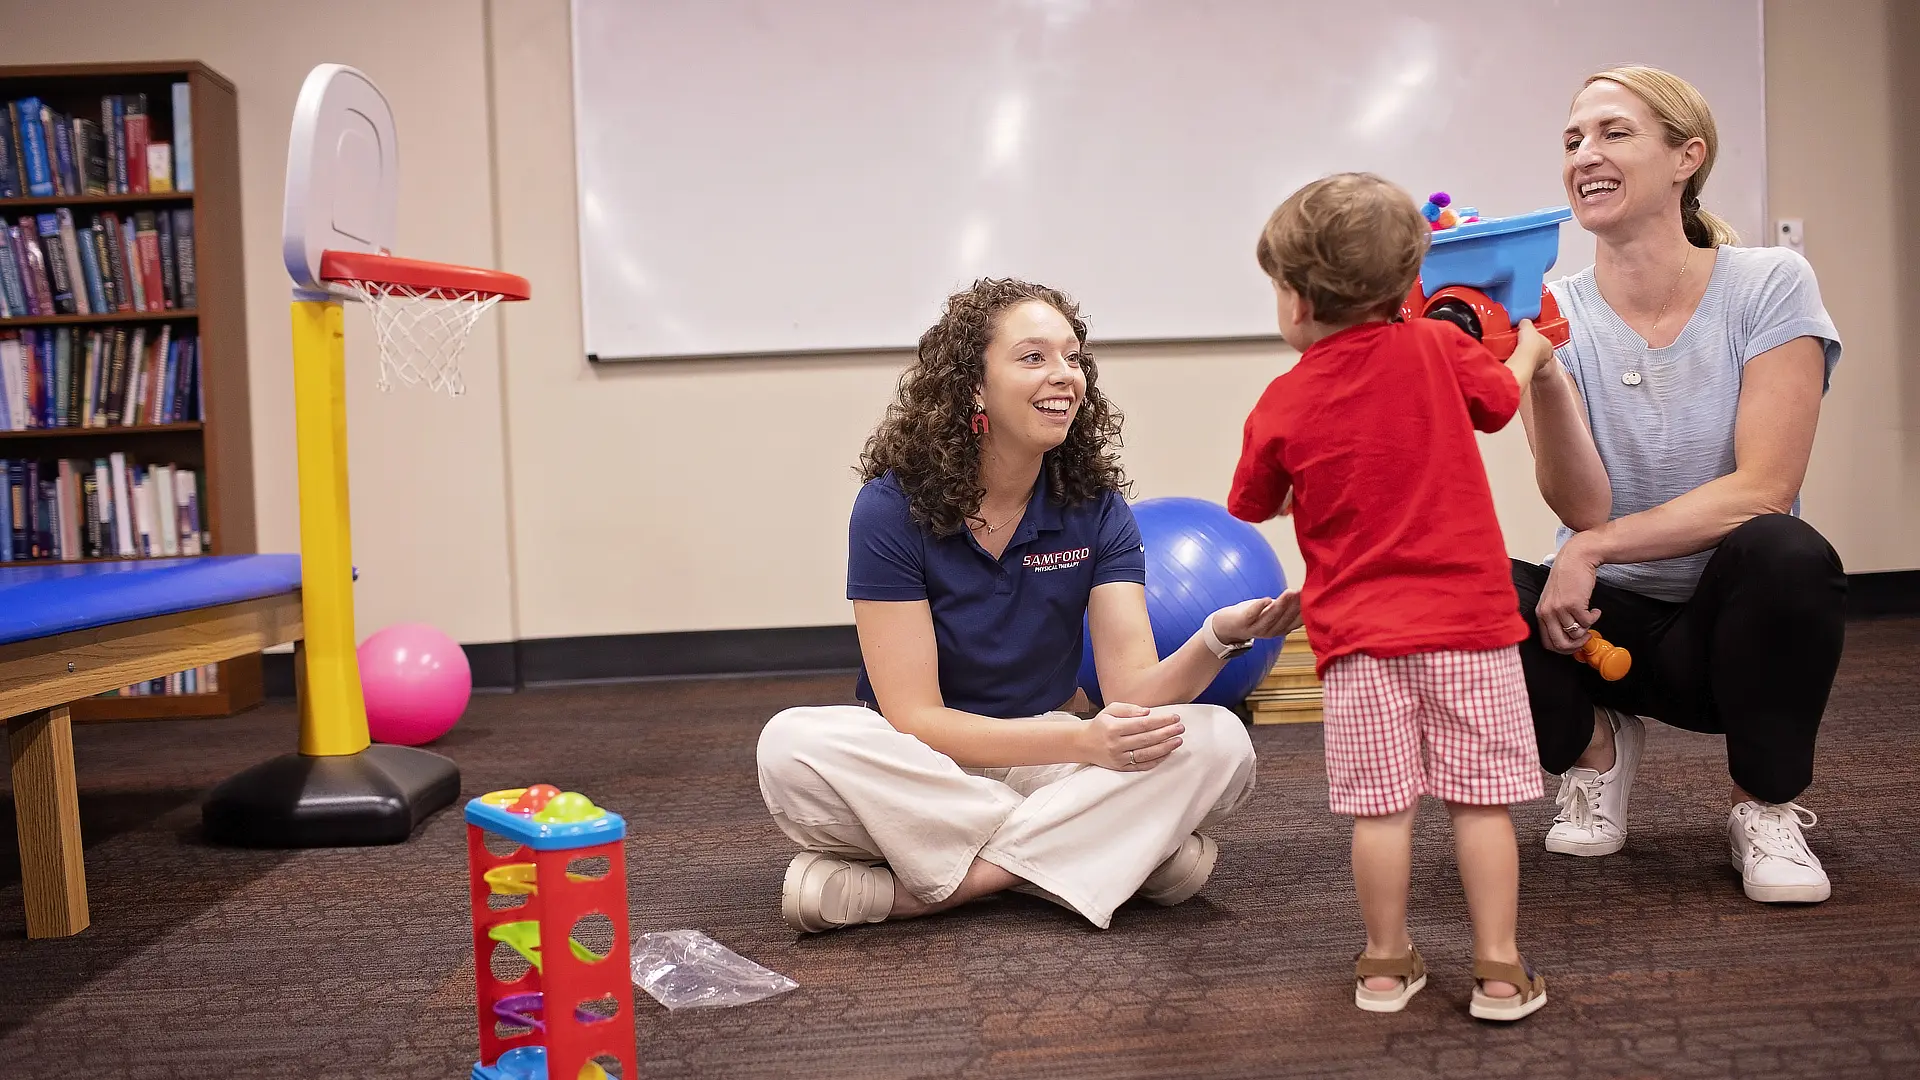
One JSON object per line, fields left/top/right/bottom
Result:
{"left": 1227, "top": 319, "right": 1530, "bottom": 675}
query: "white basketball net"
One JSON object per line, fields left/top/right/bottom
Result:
{"left": 337, "top": 280, "right": 503, "bottom": 396}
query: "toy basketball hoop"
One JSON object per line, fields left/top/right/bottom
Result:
{"left": 204, "top": 62, "right": 532, "bottom": 853}
{"left": 320, "top": 250, "right": 530, "bottom": 395}
{"left": 281, "top": 64, "right": 529, "bottom": 396}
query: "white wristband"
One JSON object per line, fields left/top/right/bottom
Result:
{"left": 1202, "top": 612, "right": 1253, "bottom": 659}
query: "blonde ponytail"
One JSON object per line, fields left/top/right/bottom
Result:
{"left": 1681, "top": 188, "right": 1739, "bottom": 248}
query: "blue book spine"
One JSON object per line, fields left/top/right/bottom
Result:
{"left": 162, "top": 337, "right": 180, "bottom": 422}
{"left": 0, "top": 458, "right": 12, "bottom": 563}
{"left": 35, "top": 214, "right": 74, "bottom": 315}
{"left": 6, "top": 226, "right": 37, "bottom": 316}
{"left": 172, "top": 336, "right": 192, "bottom": 422}
{"left": 51, "top": 111, "right": 77, "bottom": 195}
{"left": 15, "top": 98, "right": 53, "bottom": 197}
{"left": 75, "top": 222, "right": 107, "bottom": 314}
{"left": 192, "top": 339, "right": 204, "bottom": 421}
{"left": 0, "top": 234, "right": 25, "bottom": 317}
{"left": 120, "top": 216, "right": 143, "bottom": 311}
{"left": 0, "top": 106, "right": 19, "bottom": 198}
{"left": 170, "top": 82, "right": 194, "bottom": 192}
{"left": 109, "top": 96, "right": 127, "bottom": 194}
{"left": 39, "top": 329, "right": 55, "bottom": 428}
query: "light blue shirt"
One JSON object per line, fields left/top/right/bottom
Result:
{"left": 1545, "top": 245, "right": 1842, "bottom": 602}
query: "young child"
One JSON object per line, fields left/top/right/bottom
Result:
{"left": 1228, "top": 172, "right": 1554, "bottom": 1021}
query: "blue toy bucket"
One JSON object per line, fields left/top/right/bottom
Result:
{"left": 1420, "top": 206, "right": 1572, "bottom": 322}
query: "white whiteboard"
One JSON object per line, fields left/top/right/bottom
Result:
{"left": 570, "top": 0, "right": 1765, "bottom": 361}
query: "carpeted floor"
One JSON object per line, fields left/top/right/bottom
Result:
{"left": 5, "top": 618, "right": 1919, "bottom": 1080}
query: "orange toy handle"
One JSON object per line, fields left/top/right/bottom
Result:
{"left": 1576, "top": 631, "right": 1631, "bottom": 681}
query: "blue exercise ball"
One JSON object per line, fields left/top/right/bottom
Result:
{"left": 1077, "top": 497, "right": 1288, "bottom": 709}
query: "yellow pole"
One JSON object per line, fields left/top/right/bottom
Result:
{"left": 290, "top": 299, "right": 370, "bottom": 756}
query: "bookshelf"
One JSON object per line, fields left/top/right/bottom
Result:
{"left": 0, "top": 61, "right": 259, "bottom": 723}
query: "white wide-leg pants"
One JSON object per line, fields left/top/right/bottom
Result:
{"left": 755, "top": 704, "right": 1258, "bottom": 929}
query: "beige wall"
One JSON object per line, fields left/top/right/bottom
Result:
{"left": 1772, "top": 0, "right": 1920, "bottom": 572}
{"left": 6, "top": 0, "right": 1912, "bottom": 648}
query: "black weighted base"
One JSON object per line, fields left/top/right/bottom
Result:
{"left": 201, "top": 744, "right": 460, "bottom": 847}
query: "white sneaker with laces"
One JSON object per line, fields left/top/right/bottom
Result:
{"left": 1544, "top": 708, "right": 1643, "bottom": 856}
{"left": 1730, "top": 801, "right": 1831, "bottom": 903}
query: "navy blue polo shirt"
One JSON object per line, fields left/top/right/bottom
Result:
{"left": 847, "top": 469, "right": 1146, "bottom": 719}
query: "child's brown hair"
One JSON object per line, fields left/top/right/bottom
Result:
{"left": 1255, "top": 172, "right": 1431, "bottom": 324}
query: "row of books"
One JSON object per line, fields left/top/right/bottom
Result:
{"left": 1, "top": 206, "right": 195, "bottom": 318}
{"left": 1, "top": 326, "right": 201, "bottom": 430}
{"left": 1, "top": 454, "right": 207, "bottom": 563}
{"left": 0, "top": 86, "right": 194, "bottom": 199}
{"left": 100, "top": 663, "right": 222, "bottom": 699}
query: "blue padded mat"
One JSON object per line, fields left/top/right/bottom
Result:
{"left": 0, "top": 555, "right": 302, "bottom": 646}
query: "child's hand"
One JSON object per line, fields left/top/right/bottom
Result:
{"left": 1509, "top": 320, "right": 1553, "bottom": 387}
{"left": 1211, "top": 590, "right": 1303, "bottom": 644}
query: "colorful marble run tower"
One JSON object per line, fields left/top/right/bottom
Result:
{"left": 465, "top": 785, "right": 636, "bottom": 1080}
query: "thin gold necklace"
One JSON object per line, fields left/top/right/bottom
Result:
{"left": 1624, "top": 247, "right": 1693, "bottom": 387}
{"left": 973, "top": 487, "right": 1033, "bottom": 534}
{"left": 1650, "top": 247, "right": 1694, "bottom": 333}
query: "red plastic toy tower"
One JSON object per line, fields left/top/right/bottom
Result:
{"left": 466, "top": 785, "right": 636, "bottom": 1080}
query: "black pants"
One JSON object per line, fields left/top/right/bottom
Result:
{"left": 1510, "top": 514, "right": 1847, "bottom": 804}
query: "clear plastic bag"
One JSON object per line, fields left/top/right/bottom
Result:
{"left": 629, "top": 930, "right": 799, "bottom": 1010}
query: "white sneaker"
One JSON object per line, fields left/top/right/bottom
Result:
{"left": 1730, "top": 801, "right": 1831, "bottom": 903}
{"left": 1544, "top": 709, "right": 1643, "bottom": 856}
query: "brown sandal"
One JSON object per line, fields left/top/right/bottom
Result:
{"left": 1354, "top": 944, "right": 1427, "bottom": 1013}
{"left": 1469, "top": 956, "right": 1548, "bottom": 1021}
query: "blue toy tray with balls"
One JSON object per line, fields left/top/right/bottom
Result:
{"left": 1417, "top": 192, "right": 1571, "bottom": 323}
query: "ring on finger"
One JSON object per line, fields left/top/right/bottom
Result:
{"left": 1561, "top": 622, "right": 1581, "bottom": 634}
{"left": 1125, "top": 749, "right": 1136, "bottom": 767}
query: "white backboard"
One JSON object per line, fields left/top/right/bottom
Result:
{"left": 282, "top": 64, "right": 399, "bottom": 300}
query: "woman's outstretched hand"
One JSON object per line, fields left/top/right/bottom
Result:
{"left": 1211, "top": 590, "right": 1304, "bottom": 644}
{"left": 1080, "top": 702, "right": 1185, "bottom": 772}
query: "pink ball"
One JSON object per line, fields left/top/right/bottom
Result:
{"left": 357, "top": 622, "right": 472, "bottom": 746}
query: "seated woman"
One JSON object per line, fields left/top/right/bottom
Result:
{"left": 756, "top": 278, "right": 1298, "bottom": 933}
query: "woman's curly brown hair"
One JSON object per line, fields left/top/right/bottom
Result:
{"left": 859, "top": 278, "right": 1130, "bottom": 537}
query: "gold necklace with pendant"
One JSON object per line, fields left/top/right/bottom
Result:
{"left": 973, "top": 485, "right": 1034, "bottom": 534}
{"left": 1624, "top": 248, "right": 1693, "bottom": 387}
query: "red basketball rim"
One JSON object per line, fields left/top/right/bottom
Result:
{"left": 319, "top": 250, "right": 531, "bottom": 301}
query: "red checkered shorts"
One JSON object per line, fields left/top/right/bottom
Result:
{"left": 1321, "top": 646, "right": 1544, "bottom": 817}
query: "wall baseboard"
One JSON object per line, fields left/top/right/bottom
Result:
{"left": 262, "top": 572, "right": 1919, "bottom": 699}
{"left": 1846, "top": 568, "right": 1920, "bottom": 620}
{"left": 263, "top": 624, "right": 860, "bottom": 698}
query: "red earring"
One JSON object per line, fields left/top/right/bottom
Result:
{"left": 971, "top": 406, "right": 989, "bottom": 435}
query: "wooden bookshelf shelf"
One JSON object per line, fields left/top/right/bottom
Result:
{"left": 0, "top": 308, "right": 198, "bottom": 328}
{"left": 2, "top": 60, "right": 259, "bottom": 722}
{"left": 0, "top": 191, "right": 193, "bottom": 211}
{"left": 0, "top": 422, "right": 202, "bottom": 441}
{"left": 69, "top": 652, "right": 261, "bottom": 722}
{"left": 0, "top": 552, "right": 209, "bottom": 567}
{"left": 5, "top": 553, "right": 169, "bottom": 567}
